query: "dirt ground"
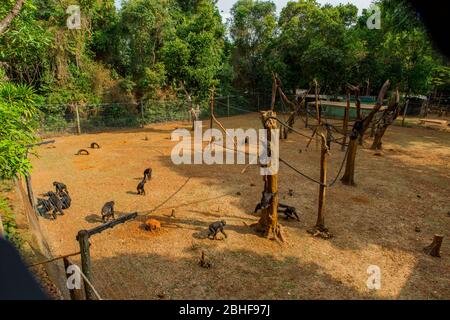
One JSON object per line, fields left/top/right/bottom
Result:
{"left": 28, "top": 114, "right": 450, "bottom": 300}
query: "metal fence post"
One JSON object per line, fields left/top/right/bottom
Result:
{"left": 402, "top": 99, "right": 409, "bottom": 127}
{"left": 74, "top": 104, "right": 81, "bottom": 135}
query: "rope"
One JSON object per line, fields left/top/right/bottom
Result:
{"left": 264, "top": 116, "right": 315, "bottom": 140}
{"left": 279, "top": 158, "right": 326, "bottom": 186}
{"left": 66, "top": 261, "right": 103, "bottom": 300}
{"left": 28, "top": 251, "right": 81, "bottom": 268}
{"left": 139, "top": 177, "right": 191, "bottom": 216}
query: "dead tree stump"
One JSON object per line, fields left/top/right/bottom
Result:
{"left": 423, "top": 235, "right": 443, "bottom": 257}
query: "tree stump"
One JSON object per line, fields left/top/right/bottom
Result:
{"left": 199, "top": 250, "right": 211, "bottom": 268}
{"left": 423, "top": 234, "right": 443, "bottom": 257}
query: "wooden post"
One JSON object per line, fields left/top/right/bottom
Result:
{"left": 63, "top": 258, "right": 84, "bottom": 300}
{"left": 77, "top": 230, "right": 94, "bottom": 300}
{"left": 423, "top": 234, "right": 443, "bottom": 257}
{"left": 308, "top": 135, "right": 331, "bottom": 238}
{"left": 74, "top": 104, "right": 81, "bottom": 135}
{"left": 305, "top": 102, "right": 309, "bottom": 128}
{"left": 209, "top": 88, "right": 215, "bottom": 129}
{"left": 316, "top": 137, "right": 327, "bottom": 230}
{"left": 342, "top": 92, "right": 350, "bottom": 151}
{"left": 314, "top": 79, "right": 321, "bottom": 124}
{"left": 401, "top": 99, "right": 409, "bottom": 127}
{"left": 227, "top": 95, "right": 230, "bottom": 117}
{"left": 341, "top": 137, "right": 357, "bottom": 186}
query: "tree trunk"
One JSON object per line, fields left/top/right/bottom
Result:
{"left": 253, "top": 111, "right": 283, "bottom": 242}
{"left": 370, "top": 89, "right": 400, "bottom": 150}
{"left": 341, "top": 137, "right": 357, "bottom": 186}
{"left": 0, "top": 0, "right": 25, "bottom": 36}
{"left": 341, "top": 80, "right": 391, "bottom": 186}
{"left": 317, "top": 145, "right": 327, "bottom": 229}
{"left": 308, "top": 136, "right": 332, "bottom": 238}
{"left": 371, "top": 126, "right": 387, "bottom": 150}
{"left": 423, "top": 235, "right": 443, "bottom": 257}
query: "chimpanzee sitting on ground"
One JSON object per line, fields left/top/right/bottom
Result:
{"left": 208, "top": 220, "right": 227, "bottom": 240}
{"left": 59, "top": 191, "right": 71, "bottom": 209}
{"left": 37, "top": 198, "right": 56, "bottom": 219}
{"left": 53, "top": 181, "right": 68, "bottom": 195}
{"left": 101, "top": 201, "right": 115, "bottom": 223}
{"left": 43, "top": 191, "right": 64, "bottom": 217}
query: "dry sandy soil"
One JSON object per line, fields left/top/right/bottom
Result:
{"left": 29, "top": 114, "right": 450, "bottom": 300}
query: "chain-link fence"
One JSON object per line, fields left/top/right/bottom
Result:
{"left": 37, "top": 93, "right": 277, "bottom": 135}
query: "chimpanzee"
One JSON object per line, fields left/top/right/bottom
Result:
{"left": 137, "top": 178, "right": 146, "bottom": 195}
{"left": 101, "top": 201, "right": 115, "bottom": 223}
{"left": 351, "top": 118, "right": 365, "bottom": 139}
{"left": 37, "top": 198, "right": 56, "bottom": 219}
{"left": 208, "top": 220, "right": 227, "bottom": 240}
{"left": 90, "top": 142, "right": 100, "bottom": 149}
{"left": 59, "top": 191, "right": 71, "bottom": 209}
{"left": 253, "top": 191, "right": 274, "bottom": 213}
{"left": 43, "top": 191, "right": 64, "bottom": 216}
{"left": 53, "top": 181, "right": 68, "bottom": 195}
{"left": 143, "top": 168, "right": 152, "bottom": 181}
{"left": 278, "top": 203, "right": 300, "bottom": 221}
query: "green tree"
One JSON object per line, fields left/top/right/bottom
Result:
{"left": 0, "top": 78, "right": 40, "bottom": 179}
{"left": 229, "top": 0, "right": 276, "bottom": 94}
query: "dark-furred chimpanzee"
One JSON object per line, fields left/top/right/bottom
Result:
{"left": 253, "top": 191, "right": 274, "bottom": 213}
{"left": 53, "top": 181, "right": 68, "bottom": 195}
{"left": 208, "top": 220, "right": 227, "bottom": 240}
{"left": 101, "top": 201, "right": 115, "bottom": 223}
{"left": 37, "top": 198, "right": 56, "bottom": 219}
{"left": 43, "top": 191, "right": 64, "bottom": 216}
{"left": 59, "top": 191, "right": 71, "bottom": 209}
{"left": 137, "top": 178, "right": 146, "bottom": 195}
{"left": 143, "top": 168, "right": 152, "bottom": 181}
{"left": 278, "top": 203, "right": 300, "bottom": 221}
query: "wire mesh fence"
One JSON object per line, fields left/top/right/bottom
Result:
{"left": 37, "top": 93, "right": 276, "bottom": 135}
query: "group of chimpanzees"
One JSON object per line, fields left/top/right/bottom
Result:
{"left": 37, "top": 182, "right": 71, "bottom": 219}
{"left": 206, "top": 190, "right": 299, "bottom": 240}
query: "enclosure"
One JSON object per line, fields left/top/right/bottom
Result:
{"left": 28, "top": 113, "right": 450, "bottom": 299}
